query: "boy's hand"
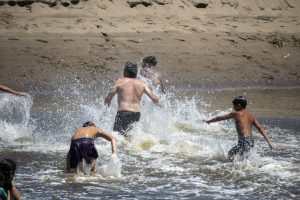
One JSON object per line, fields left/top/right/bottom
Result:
{"left": 18, "top": 92, "right": 28, "bottom": 96}
{"left": 203, "top": 120, "right": 210, "bottom": 124}
{"left": 269, "top": 142, "right": 275, "bottom": 151}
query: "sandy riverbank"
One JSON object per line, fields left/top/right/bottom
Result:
{"left": 0, "top": 0, "right": 299, "bottom": 90}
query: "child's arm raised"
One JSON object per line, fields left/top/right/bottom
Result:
{"left": 203, "top": 112, "right": 236, "bottom": 124}
{"left": 253, "top": 117, "right": 275, "bottom": 150}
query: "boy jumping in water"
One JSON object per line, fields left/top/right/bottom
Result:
{"left": 67, "top": 122, "right": 117, "bottom": 174}
{"left": 203, "top": 96, "right": 275, "bottom": 161}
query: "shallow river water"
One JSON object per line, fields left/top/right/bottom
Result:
{"left": 0, "top": 85, "right": 299, "bottom": 200}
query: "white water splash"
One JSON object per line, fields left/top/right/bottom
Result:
{"left": 0, "top": 94, "right": 33, "bottom": 143}
{"left": 99, "top": 154, "right": 122, "bottom": 178}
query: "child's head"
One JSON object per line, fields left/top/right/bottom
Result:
{"left": 83, "top": 121, "right": 95, "bottom": 127}
{"left": 232, "top": 96, "right": 247, "bottom": 111}
{"left": 124, "top": 62, "right": 138, "bottom": 78}
{"left": 0, "top": 158, "right": 17, "bottom": 191}
{"left": 142, "top": 56, "right": 157, "bottom": 68}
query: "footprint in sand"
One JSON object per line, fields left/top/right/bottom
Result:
{"left": 176, "top": 38, "right": 185, "bottom": 42}
{"left": 242, "top": 55, "right": 252, "bottom": 60}
{"left": 152, "top": 38, "right": 162, "bottom": 41}
{"left": 35, "top": 39, "right": 48, "bottom": 43}
{"left": 8, "top": 38, "right": 19, "bottom": 41}
{"left": 224, "top": 38, "right": 237, "bottom": 44}
{"left": 63, "top": 39, "right": 74, "bottom": 42}
{"left": 127, "top": 39, "right": 140, "bottom": 44}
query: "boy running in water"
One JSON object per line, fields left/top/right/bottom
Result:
{"left": 67, "top": 122, "right": 117, "bottom": 174}
{"left": 140, "top": 56, "right": 166, "bottom": 93}
{"left": 203, "top": 96, "right": 275, "bottom": 161}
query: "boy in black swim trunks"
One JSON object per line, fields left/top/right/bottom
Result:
{"left": 105, "top": 62, "right": 160, "bottom": 136}
{"left": 67, "top": 122, "right": 117, "bottom": 174}
{"left": 203, "top": 96, "right": 275, "bottom": 161}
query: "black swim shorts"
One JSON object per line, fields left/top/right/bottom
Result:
{"left": 69, "top": 138, "right": 98, "bottom": 169}
{"left": 228, "top": 136, "right": 254, "bottom": 161}
{"left": 113, "top": 111, "right": 141, "bottom": 136}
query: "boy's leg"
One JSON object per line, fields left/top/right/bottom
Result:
{"left": 228, "top": 144, "right": 239, "bottom": 161}
{"left": 240, "top": 137, "right": 254, "bottom": 159}
{"left": 69, "top": 146, "right": 81, "bottom": 173}
{"left": 89, "top": 159, "right": 96, "bottom": 173}
{"left": 66, "top": 150, "right": 71, "bottom": 172}
{"left": 78, "top": 159, "right": 84, "bottom": 174}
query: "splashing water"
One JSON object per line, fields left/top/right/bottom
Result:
{"left": 0, "top": 93, "right": 33, "bottom": 143}
{"left": 0, "top": 83, "right": 299, "bottom": 199}
{"left": 99, "top": 154, "right": 122, "bottom": 178}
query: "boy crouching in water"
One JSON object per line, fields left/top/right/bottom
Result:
{"left": 203, "top": 96, "right": 275, "bottom": 161}
{"left": 67, "top": 122, "right": 117, "bottom": 174}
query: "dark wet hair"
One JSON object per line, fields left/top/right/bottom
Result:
{"left": 232, "top": 96, "right": 247, "bottom": 108}
{"left": 0, "top": 158, "right": 16, "bottom": 192}
{"left": 124, "top": 62, "right": 138, "bottom": 78}
{"left": 82, "top": 121, "right": 95, "bottom": 127}
{"left": 142, "top": 56, "right": 157, "bottom": 68}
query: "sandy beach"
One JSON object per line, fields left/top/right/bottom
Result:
{"left": 0, "top": 0, "right": 299, "bottom": 90}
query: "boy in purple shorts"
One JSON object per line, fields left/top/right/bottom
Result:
{"left": 67, "top": 122, "right": 117, "bottom": 174}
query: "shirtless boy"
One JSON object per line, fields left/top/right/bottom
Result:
{"left": 105, "top": 62, "right": 160, "bottom": 136}
{"left": 67, "top": 122, "right": 117, "bottom": 174}
{"left": 140, "top": 56, "right": 166, "bottom": 93}
{"left": 203, "top": 96, "right": 275, "bottom": 161}
{"left": 0, "top": 85, "right": 27, "bottom": 96}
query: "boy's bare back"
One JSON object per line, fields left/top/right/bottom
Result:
{"left": 72, "top": 126, "right": 112, "bottom": 141}
{"left": 116, "top": 77, "right": 146, "bottom": 105}
{"left": 106, "top": 77, "right": 159, "bottom": 112}
{"left": 232, "top": 110, "right": 256, "bottom": 137}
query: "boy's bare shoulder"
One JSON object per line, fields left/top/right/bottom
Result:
{"left": 231, "top": 111, "right": 242, "bottom": 116}
{"left": 242, "top": 110, "right": 256, "bottom": 121}
{"left": 116, "top": 77, "right": 126, "bottom": 83}
{"left": 134, "top": 78, "right": 147, "bottom": 85}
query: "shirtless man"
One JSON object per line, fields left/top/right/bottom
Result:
{"left": 105, "top": 62, "right": 160, "bottom": 136}
{"left": 0, "top": 85, "right": 27, "bottom": 96}
{"left": 203, "top": 96, "right": 275, "bottom": 161}
{"left": 140, "top": 56, "right": 166, "bottom": 93}
{"left": 67, "top": 122, "right": 117, "bottom": 174}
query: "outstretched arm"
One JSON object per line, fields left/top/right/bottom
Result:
{"left": 144, "top": 84, "right": 160, "bottom": 107}
{"left": 96, "top": 128, "right": 117, "bottom": 155}
{"left": 203, "top": 112, "right": 236, "bottom": 124}
{"left": 0, "top": 85, "right": 27, "bottom": 96}
{"left": 254, "top": 117, "right": 275, "bottom": 150}
{"left": 104, "top": 84, "right": 117, "bottom": 107}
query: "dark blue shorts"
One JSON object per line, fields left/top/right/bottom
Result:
{"left": 69, "top": 138, "right": 98, "bottom": 169}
